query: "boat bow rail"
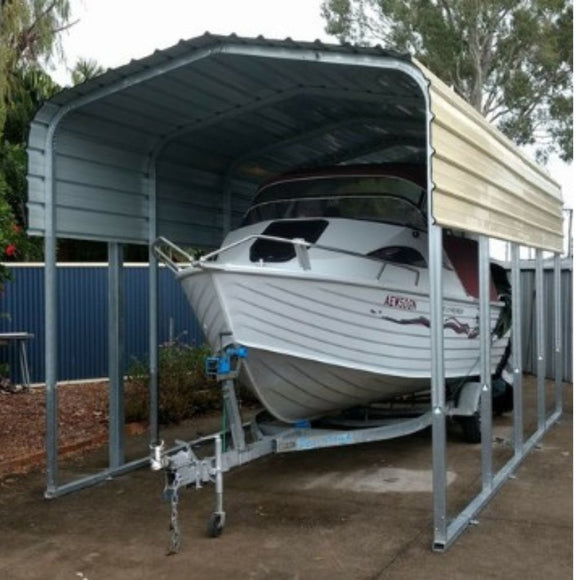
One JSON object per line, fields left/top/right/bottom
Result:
{"left": 153, "top": 235, "right": 421, "bottom": 284}
{"left": 151, "top": 237, "right": 197, "bottom": 274}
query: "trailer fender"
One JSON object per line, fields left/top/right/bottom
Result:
{"left": 448, "top": 381, "right": 481, "bottom": 417}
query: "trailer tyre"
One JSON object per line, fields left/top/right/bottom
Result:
{"left": 459, "top": 412, "right": 481, "bottom": 444}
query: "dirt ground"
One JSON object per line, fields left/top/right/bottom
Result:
{"left": 0, "top": 383, "right": 112, "bottom": 477}
{"left": 0, "top": 377, "right": 572, "bottom": 580}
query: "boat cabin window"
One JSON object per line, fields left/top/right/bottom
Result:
{"left": 368, "top": 245, "right": 455, "bottom": 270}
{"left": 242, "top": 175, "right": 426, "bottom": 231}
{"left": 250, "top": 219, "right": 328, "bottom": 263}
{"left": 368, "top": 246, "right": 427, "bottom": 268}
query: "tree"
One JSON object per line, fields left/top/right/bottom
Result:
{"left": 321, "top": 0, "right": 573, "bottom": 162}
{"left": 0, "top": 0, "right": 73, "bottom": 133}
{"left": 70, "top": 57, "right": 104, "bottom": 86}
{"left": 0, "top": 0, "right": 74, "bottom": 279}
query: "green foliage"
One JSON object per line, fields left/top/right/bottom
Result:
{"left": 70, "top": 57, "right": 104, "bottom": 86}
{"left": 125, "top": 342, "right": 221, "bottom": 425}
{"left": 0, "top": 193, "right": 20, "bottom": 285}
{"left": 0, "top": 68, "right": 56, "bottom": 268}
{"left": 0, "top": 1, "right": 74, "bottom": 276}
{"left": 321, "top": 0, "right": 573, "bottom": 162}
{"left": 0, "top": 362, "right": 10, "bottom": 390}
{"left": 0, "top": 0, "right": 73, "bottom": 134}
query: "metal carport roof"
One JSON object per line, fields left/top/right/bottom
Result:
{"left": 28, "top": 33, "right": 563, "bottom": 252}
{"left": 28, "top": 34, "right": 566, "bottom": 553}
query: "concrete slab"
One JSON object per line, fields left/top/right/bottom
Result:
{"left": 0, "top": 378, "right": 571, "bottom": 580}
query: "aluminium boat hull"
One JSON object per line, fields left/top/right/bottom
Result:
{"left": 178, "top": 265, "right": 509, "bottom": 423}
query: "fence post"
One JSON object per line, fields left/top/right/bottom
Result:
{"left": 108, "top": 243, "right": 125, "bottom": 469}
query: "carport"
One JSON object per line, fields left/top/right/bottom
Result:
{"left": 27, "top": 33, "right": 564, "bottom": 551}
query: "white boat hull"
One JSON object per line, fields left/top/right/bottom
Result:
{"left": 178, "top": 266, "right": 509, "bottom": 423}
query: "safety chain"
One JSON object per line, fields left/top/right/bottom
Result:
{"left": 167, "top": 476, "right": 181, "bottom": 555}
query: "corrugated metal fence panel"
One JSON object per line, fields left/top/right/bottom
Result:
{"left": 0, "top": 267, "right": 45, "bottom": 383}
{"left": 0, "top": 263, "right": 571, "bottom": 384}
{"left": 520, "top": 265, "right": 573, "bottom": 383}
{"left": 0, "top": 265, "right": 203, "bottom": 383}
{"left": 58, "top": 266, "right": 108, "bottom": 380}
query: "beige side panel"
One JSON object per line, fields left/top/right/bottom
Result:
{"left": 415, "top": 60, "right": 564, "bottom": 253}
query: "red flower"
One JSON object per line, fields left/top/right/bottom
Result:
{"left": 5, "top": 244, "right": 16, "bottom": 257}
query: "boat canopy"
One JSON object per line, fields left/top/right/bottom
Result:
{"left": 27, "top": 33, "right": 563, "bottom": 252}
{"left": 241, "top": 171, "right": 427, "bottom": 230}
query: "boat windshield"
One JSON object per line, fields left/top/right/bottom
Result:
{"left": 241, "top": 175, "right": 427, "bottom": 230}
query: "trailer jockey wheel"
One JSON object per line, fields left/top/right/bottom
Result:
{"left": 207, "top": 512, "right": 225, "bottom": 538}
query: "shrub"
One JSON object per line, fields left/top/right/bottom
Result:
{"left": 125, "top": 341, "right": 220, "bottom": 425}
{"left": 0, "top": 362, "right": 10, "bottom": 391}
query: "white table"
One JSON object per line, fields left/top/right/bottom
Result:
{"left": 0, "top": 332, "right": 34, "bottom": 389}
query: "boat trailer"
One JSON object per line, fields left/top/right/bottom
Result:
{"left": 149, "top": 344, "right": 494, "bottom": 554}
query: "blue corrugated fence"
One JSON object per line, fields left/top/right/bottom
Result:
{"left": 0, "top": 261, "right": 573, "bottom": 385}
{"left": 0, "top": 264, "right": 204, "bottom": 384}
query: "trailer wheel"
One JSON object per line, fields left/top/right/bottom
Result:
{"left": 207, "top": 513, "right": 224, "bottom": 538}
{"left": 459, "top": 412, "right": 481, "bottom": 444}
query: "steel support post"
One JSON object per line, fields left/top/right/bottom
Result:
{"left": 148, "top": 168, "right": 160, "bottom": 446}
{"left": 428, "top": 224, "right": 447, "bottom": 549}
{"left": 478, "top": 236, "right": 492, "bottom": 490}
{"left": 108, "top": 242, "right": 125, "bottom": 469}
{"left": 43, "top": 123, "right": 59, "bottom": 496}
{"left": 44, "top": 226, "right": 58, "bottom": 495}
{"left": 510, "top": 244, "right": 524, "bottom": 456}
{"left": 535, "top": 250, "right": 546, "bottom": 431}
{"left": 554, "top": 253, "right": 563, "bottom": 416}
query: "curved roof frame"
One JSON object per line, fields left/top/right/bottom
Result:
{"left": 141, "top": 47, "right": 430, "bottom": 247}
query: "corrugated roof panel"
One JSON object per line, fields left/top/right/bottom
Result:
{"left": 434, "top": 157, "right": 561, "bottom": 232}
{"left": 60, "top": 111, "right": 159, "bottom": 150}
{"left": 26, "top": 34, "right": 562, "bottom": 251}
{"left": 56, "top": 134, "right": 145, "bottom": 169}
{"left": 417, "top": 59, "right": 564, "bottom": 252}
{"left": 55, "top": 182, "right": 147, "bottom": 217}
{"left": 435, "top": 195, "right": 559, "bottom": 250}
{"left": 79, "top": 99, "right": 174, "bottom": 135}
{"left": 158, "top": 220, "right": 220, "bottom": 249}
{"left": 55, "top": 207, "right": 147, "bottom": 242}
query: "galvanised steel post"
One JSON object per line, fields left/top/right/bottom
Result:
{"left": 108, "top": 242, "right": 125, "bottom": 468}
{"left": 535, "top": 250, "right": 546, "bottom": 431}
{"left": 554, "top": 253, "right": 563, "bottom": 416}
{"left": 148, "top": 164, "right": 160, "bottom": 446}
{"left": 478, "top": 236, "right": 492, "bottom": 490}
{"left": 510, "top": 243, "right": 524, "bottom": 456}
{"left": 44, "top": 195, "right": 58, "bottom": 496}
{"left": 38, "top": 45, "right": 218, "bottom": 496}
{"left": 44, "top": 133, "right": 58, "bottom": 496}
{"left": 429, "top": 223, "right": 447, "bottom": 548}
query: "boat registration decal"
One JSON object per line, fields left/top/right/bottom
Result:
{"left": 384, "top": 294, "right": 417, "bottom": 311}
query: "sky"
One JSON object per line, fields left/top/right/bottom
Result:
{"left": 51, "top": 0, "right": 575, "bottom": 216}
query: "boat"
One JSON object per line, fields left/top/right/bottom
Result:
{"left": 155, "top": 164, "right": 511, "bottom": 424}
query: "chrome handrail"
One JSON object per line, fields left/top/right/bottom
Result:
{"left": 153, "top": 234, "right": 421, "bottom": 284}
{"left": 152, "top": 237, "right": 197, "bottom": 273}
